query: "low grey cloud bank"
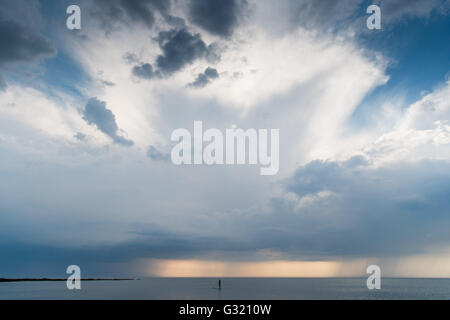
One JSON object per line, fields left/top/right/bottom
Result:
{"left": 3, "top": 156, "right": 449, "bottom": 271}
{"left": 268, "top": 158, "right": 450, "bottom": 258}
{"left": 0, "top": 229, "right": 241, "bottom": 277}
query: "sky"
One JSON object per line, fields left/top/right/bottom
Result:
{"left": 0, "top": 0, "right": 450, "bottom": 278}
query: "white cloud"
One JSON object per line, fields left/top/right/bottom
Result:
{"left": 362, "top": 81, "right": 450, "bottom": 164}
{"left": 59, "top": 8, "right": 390, "bottom": 181}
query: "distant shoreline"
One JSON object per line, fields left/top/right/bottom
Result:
{"left": 0, "top": 278, "right": 134, "bottom": 283}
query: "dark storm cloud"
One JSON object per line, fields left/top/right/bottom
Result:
{"left": 188, "top": 0, "right": 247, "bottom": 37}
{"left": 155, "top": 28, "right": 213, "bottom": 76}
{"left": 133, "top": 28, "right": 217, "bottom": 79}
{"left": 82, "top": 98, "right": 134, "bottom": 147}
{"left": 0, "top": 229, "right": 244, "bottom": 277}
{"left": 0, "top": 17, "right": 56, "bottom": 66}
{"left": 188, "top": 67, "right": 219, "bottom": 88}
{"left": 147, "top": 146, "right": 170, "bottom": 162}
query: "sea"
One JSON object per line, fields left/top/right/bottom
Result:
{"left": 1, "top": 278, "right": 450, "bottom": 300}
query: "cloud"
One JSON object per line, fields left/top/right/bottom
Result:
{"left": 284, "top": 0, "right": 449, "bottom": 33}
{"left": 188, "top": 67, "right": 219, "bottom": 88}
{"left": 90, "top": 0, "right": 176, "bottom": 31}
{"left": 147, "top": 145, "right": 170, "bottom": 162}
{"left": 362, "top": 81, "right": 450, "bottom": 164}
{"left": 74, "top": 132, "right": 87, "bottom": 141}
{"left": 270, "top": 157, "right": 450, "bottom": 258}
{"left": 287, "top": 0, "right": 363, "bottom": 31}
{"left": 123, "top": 52, "right": 139, "bottom": 64}
{"left": 188, "top": 0, "right": 247, "bottom": 37}
{"left": 132, "top": 63, "right": 159, "bottom": 79}
{"left": 102, "top": 80, "right": 115, "bottom": 87}
{"left": 374, "top": 0, "right": 449, "bottom": 22}
{"left": 176, "top": 26, "right": 387, "bottom": 110}
{"left": 3, "top": 157, "right": 450, "bottom": 269}
{"left": 82, "top": 98, "right": 134, "bottom": 146}
{"left": 0, "top": 16, "right": 55, "bottom": 66}
{"left": 0, "top": 5, "right": 55, "bottom": 89}
{"left": 0, "top": 228, "right": 238, "bottom": 277}
{"left": 132, "top": 28, "right": 217, "bottom": 79}
{"left": 155, "top": 28, "right": 216, "bottom": 76}
{"left": 2, "top": 0, "right": 450, "bottom": 279}
{"left": 0, "top": 74, "right": 6, "bottom": 91}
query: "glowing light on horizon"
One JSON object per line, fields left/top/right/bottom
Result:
{"left": 146, "top": 259, "right": 371, "bottom": 278}
{"left": 144, "top": 252, "right": 450, "bottom": 278}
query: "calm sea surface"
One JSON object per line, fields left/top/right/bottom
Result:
{"left": 1, "top": 278, "right": 450, "bottom": 300}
